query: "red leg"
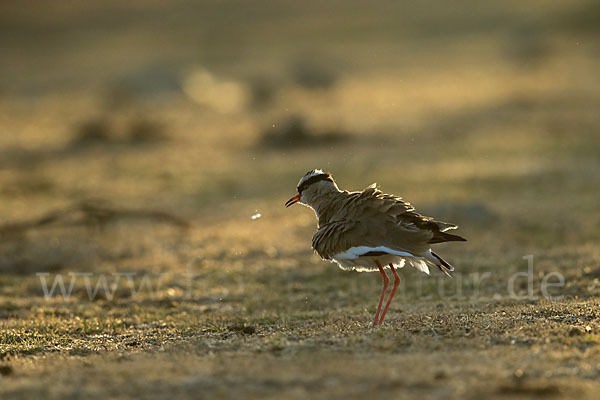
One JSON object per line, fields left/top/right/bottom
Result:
{"left": 372, "top": 260, "right": 389, "bottom": 326}
{"left": 378, "top": 264, "right": 401, "bottom": 324}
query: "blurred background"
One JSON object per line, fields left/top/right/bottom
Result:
{"left": 1, "top": 1, "right": 600, "bottom": 398}
{"left": 1, "top": 0, "right": 599, "bottom": 218}
{"left": 1, "top": 0, "right": 599, "bottom": 269}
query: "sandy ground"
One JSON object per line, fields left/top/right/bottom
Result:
{"left": 1, "top": 1, "right": 600, "bottom": 398}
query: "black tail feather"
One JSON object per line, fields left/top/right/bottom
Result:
{"left": 428, "top": 231, "right": 467, "bottom": 244}
{"left": 430, "top": 251, "right": 454, "bottom": 273}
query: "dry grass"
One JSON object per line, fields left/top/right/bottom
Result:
{"left": 1, "top": 1, "right": 600, "bottom": 399}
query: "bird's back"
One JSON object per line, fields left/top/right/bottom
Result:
{"left": 312, "top": 184, "right": 464, "bottom": 260}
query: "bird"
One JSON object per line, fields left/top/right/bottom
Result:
{"left": 285, "top": 169, "right": 466, "bottom": 326}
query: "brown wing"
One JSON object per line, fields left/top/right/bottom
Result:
{"left": 362, "top": 184, "right": 466, "bottom": 242}
{"left": 342, "top": 185, "right": 465, "bottom": 253}
{"left": 328, "top": 184, "right": 414, "bottom": 221}
{"left": 312, "top": 219, "right": 358, "bottom": 260}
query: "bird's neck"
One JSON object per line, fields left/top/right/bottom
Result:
{"left": 311, "top": 190, "right": 344, "bottom": 227}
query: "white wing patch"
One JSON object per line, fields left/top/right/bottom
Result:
{"left": 334, "top": 246, "right": 422, "bottom": 260}
{"left": 405, "top": 258, "right": 430, "bottom": 274}
{"left": 332, "top": 246, "right": 430, "bottom": 274}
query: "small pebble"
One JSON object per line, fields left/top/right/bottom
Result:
{"left": 434, "top": 370, "right": 447, "bottom": 379}
{"left": 0, "top": 365, "right": 13, "bottom": 376}
{"left": 568, "top": 327, "right": 582, "bottom": 337}
{"left": 228, "top": 325, "right": 256, "bottom": 335}
{"left": 513, "top": 368, "right": 524, "bottom": 379}
{"left": 242, "top": 326, "right": 256, "bottom": 335}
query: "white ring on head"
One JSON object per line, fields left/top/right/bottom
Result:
{"left": 297, "top": 169, "right": 326, "bottom": 187}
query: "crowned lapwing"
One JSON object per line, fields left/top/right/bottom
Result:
{"left": 285, "top": 170, "right": 466, "bottom": 326}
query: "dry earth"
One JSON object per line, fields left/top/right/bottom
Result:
{"left": 1, "top": 1, "right": 600, "bottom": 399}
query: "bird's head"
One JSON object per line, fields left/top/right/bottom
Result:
{"left": 285, "top": 169, "right": 338, "bottom": 209}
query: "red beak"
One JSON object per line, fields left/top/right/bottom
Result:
{"left": 285, "top": 194, "right": 301, "bottom": 207}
